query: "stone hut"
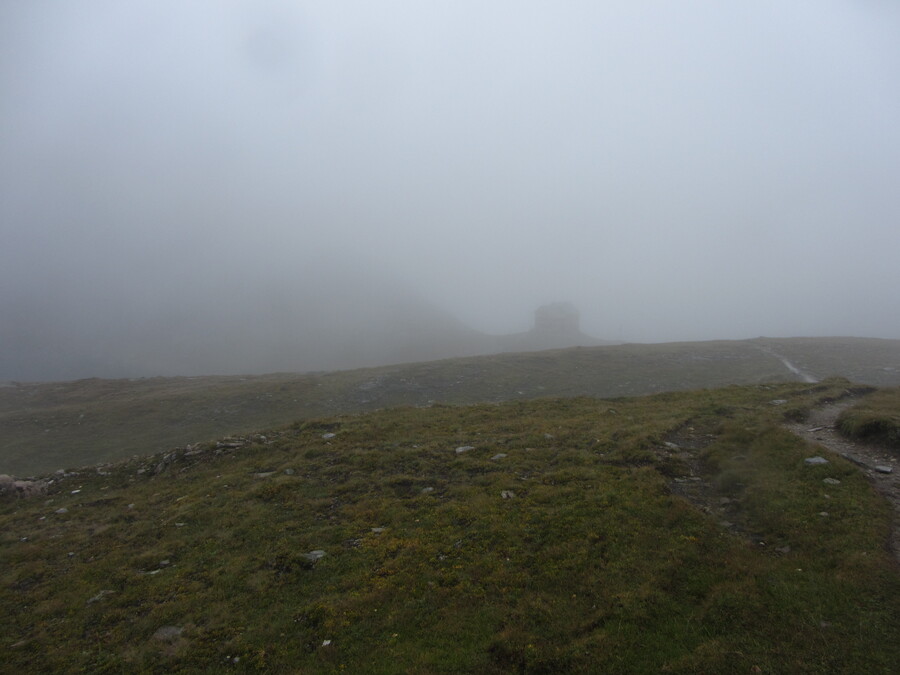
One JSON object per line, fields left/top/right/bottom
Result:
{"left": 533, "top": 302, "right": 581, "bottom": 337}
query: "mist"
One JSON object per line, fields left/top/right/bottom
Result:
{"left": 3, "top": 1, "right": 900, "bottom": 380}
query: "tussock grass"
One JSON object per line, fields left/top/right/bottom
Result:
{"left": 837, "top": 388, "right": 900, "bottom": 449}
{"left": 1, "top": 381, "right": 898, "bottom": 672}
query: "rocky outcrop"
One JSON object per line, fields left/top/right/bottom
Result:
{"left": 0, "top": 474, "right": 48, "bottom": 499}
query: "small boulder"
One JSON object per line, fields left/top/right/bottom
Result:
{"left": 87, "top": 589, "right": 115, "bottom": 604}
{"left": 804, "top": 457, "right": 829, "bottom": 466}
{"left": 153, "top": 626, "right": 184, "bottom": 642}
{"left": 491, "top": 453, "right": 507, "bottom": 461}
{"left": 455, "top": 446, "right": 474, "bottom": 454}
{"left": 302, "top": 550, "right": 326, "bottom": 563}
{"left": 822, "top": 478, "right": 841, "bottom": 485}
{"left": 874, "top": 465, "right": 893, "bottom": 474}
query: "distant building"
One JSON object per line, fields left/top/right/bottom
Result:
{"left": 533, "top": 302, "right": 581, "bottom": 337}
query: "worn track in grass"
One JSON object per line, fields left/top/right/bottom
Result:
{"left": 785, "top": 397, "right": 900, "bottom": 563}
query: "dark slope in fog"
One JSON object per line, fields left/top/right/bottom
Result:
{"left": 1, "top": 261, "right": 610, "bottom": 381}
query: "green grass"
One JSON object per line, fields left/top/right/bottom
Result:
{"left": 1, "top": 380, "right": 897, "bottom": 673}
{"left": 5, "top": 336, "right": 900, "bottom": 477}
{"left": 837, "top": 388, "right": 900, "bottom": 449}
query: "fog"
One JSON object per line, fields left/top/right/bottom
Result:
{"left": 2, "top": 1, "right": 900, "bottom": 380}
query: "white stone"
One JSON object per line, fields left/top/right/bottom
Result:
{"left": 804, "top": 456, "right": 829, "bottom": 466}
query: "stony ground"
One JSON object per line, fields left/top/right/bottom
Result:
{"left": 785, "top": 398, "right": 900, "bottom": 563}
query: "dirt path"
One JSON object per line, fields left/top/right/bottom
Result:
{"left": 755, "top": 345, "right": 818, "bottom": 383}
{"left": 784, "top": 398, "right": 900, "bottom": 562}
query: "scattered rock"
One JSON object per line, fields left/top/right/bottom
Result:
{"left": 455, "top": 446, "right": 474, "bottom": 454}
{"left": 819, "top": 512, "right": 830, "bottom": 517}
{"left": 770, "top": 399, "right": 788, "bottom": 406}
{"left": 0, "top": 474, "right": 48, "bottom": 499}
{"left": 775, "top": 545, "right": 792, "bottom": 554}
{"left": 254, "top": 471, "right": 276, "bottom": 479}
{"left": 822, "top": 478, "right": 841, "bottom": 485}
{"left": 544, "top": 433, "right": 555, "bottom": 440}
{"left": 371, "top": 527, "right": 385, "bottom": 534}
{"left": 874, "top": 465, "right": 893, "bottom": 474}
{"left": 804, "top": 457, "right": 829, "bottom": 466}
{"left": 55, "top": 507, "right": 68, "bottom": 514}
{"left": 217, "top": 441, "right": 244, "bottom": 449}
{"left": 491, "top": 453, "right": 507, "bottom": 461}
{"left": 664, "top": 442, "right": 680, "bottom": 450}
{"left": 421, "top": 487, "right": 435, "bottom": 494}
{"left": 322, "top": 433, "right": 336, "bottom": 440}
{"left": 501, "top": 490, "right": 516, "bottom": 499}
{"left": 284, "top": 468, "right": 295, "bottom": 475}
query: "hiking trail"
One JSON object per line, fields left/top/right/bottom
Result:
{"left": 785, "top": 397, "right": 900, "bottom": 563}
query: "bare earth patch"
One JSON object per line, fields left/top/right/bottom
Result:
{"left": 785, "top": 398, "right": 900, "bottom": 563}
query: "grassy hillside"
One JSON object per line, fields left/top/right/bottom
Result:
{"left": 4, "top": 337, "right": 900, "bottom": 477}
{"left": 1, "top": 379, "right": 897, "bottom": 672}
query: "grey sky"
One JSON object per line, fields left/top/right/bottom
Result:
{"left": 2, "top": 1, "right": 900, "bottom": 378}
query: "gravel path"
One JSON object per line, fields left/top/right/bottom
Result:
{"left": 785, "top": 398, "right": 900, "bottom": 563}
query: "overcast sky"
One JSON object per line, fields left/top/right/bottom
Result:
{"left": 2, "top": 1, "right": 900, "bottom": 378}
